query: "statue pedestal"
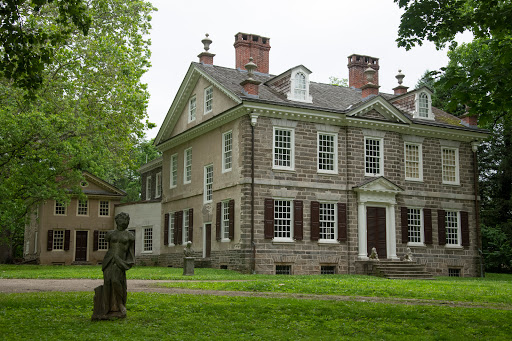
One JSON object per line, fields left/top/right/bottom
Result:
{"left": 183, "top": 257, "right": 195, "bottom": 276}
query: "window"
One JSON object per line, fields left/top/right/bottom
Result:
{"left": 276, "top": 265, "right": 291, "bottom": 275}
{"left": 407, "top": 208, "right": 423, "bottom": 244}
{"left": 222, "top": 201, "right": 230, "bottom": 240}
{"left": 99, "top": 201, "right": 109, "bottom": 216}
{"left": 98, "top": 231, "right": 108, "bottom": 251}
{"left": 169, "top": 212, "right": 175, "bottom": 245}
{"left": 321, "top": 265, "right": 336, "bottom": 275}
{"left": 183, "top": 210, "right": 190, "bottom": 244}
{"left": 294, "top": 72, "right": 306, "bottom": 100}
{"left": 184, "top": 148, "right": 192, "bottom": 184}
{"left": 418, "top": 92, "right": 429, "bottom": 118}
{"left": 204, "top": 86, "right": 213, "bottom": 114}
{"left": 273, "top": 127, "right": 294, "bottom": 170}
{"left": 319, "top": 203, "right": 337, "bottom": 241}
{"left": 146, "top": 176, "right": 152, "bottom": 200}
{"left": 55, "top": 202, "right": 66, "bottom": 216}
{"left": 53, "top": 230, "right": 65, "bottom": 250}
{"left": 170, "top": 154, "right": 178, "bottom": 188}
{"left": 77, "top": 200, "right": 88, "bottom": 216}
{"left": 188, "top": 96, "right": 196, "bottom": 122}
{"left": 155, "top": 172, "right": 162, "bottom": 198}
{"left": 274, "top": 200, "right": 293, "bottom": 240}
{"left": 445, "top": 211, "right": 460, "bottom": 246}
{"left": 448, "top": 268, "right": 461, "bottom": 277}
{"left": 365, "top": 137, "right": 383, "bottom": 176}
{"left": 204, "top": 165, "right": 213, "bottom": 203}
{"left": 405, "top": 143, "right": 423, "bottom": 181}
{"left": 442, "top": 147, "right": 459, "bottom": 184}
{"left": 222, "top": 131, "right": 232, "bottom": 172}
{"left": 318, "top": 133, "right": 337, "bottom": 173}
{"left": 143, "top": 227, "right": 153, "bottom": 252}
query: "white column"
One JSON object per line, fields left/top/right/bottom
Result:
{"left": 358, "top": 202, "right": 368, "bottom": 259}
{"left": 387, "top": 204, "right": 398, "bottom": 260}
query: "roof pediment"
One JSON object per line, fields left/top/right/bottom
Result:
{"left": 347, "top": 96, "right": 412, "bottom": 124}
{"left": 83, "top": 171, "right": 126, "bottom": 197}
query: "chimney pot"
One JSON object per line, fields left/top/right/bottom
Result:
{"left": 347, "top": 54, "right": 379, "bottom": 89}
{"left": 234, "top": 32, "right": 271, "bottom": 74}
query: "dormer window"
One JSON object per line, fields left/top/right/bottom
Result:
{"left": 294, "top": 72, "right": 306, "bottom": 101}
{"left": 414, "top": 90, "right": 433, "bottom": 120}
{"left": 286, "top": 66, "right": 313, "bottom": 103}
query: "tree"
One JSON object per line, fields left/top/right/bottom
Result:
{"left": 0, "top": 0, "right": 155, "bottom": 260}
{"left": 329, "top": 76, "right": 348, "bottom": 87}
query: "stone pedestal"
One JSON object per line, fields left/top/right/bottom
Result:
{"left": 183, "top": 257, "right": 195, "bottom": 276}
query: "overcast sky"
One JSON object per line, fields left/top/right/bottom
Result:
{"left": 142, "top": 0, "right": 466, "bottom": 139}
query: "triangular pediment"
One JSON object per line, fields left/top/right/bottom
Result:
{"left": 353, "top": 176, "right": 403, "bottom": 194}
{"left": 347, "top": 96, "right": 412, "bottom": 124}
{"left": 82, "top": 172, "right": 126, "bottom": 197}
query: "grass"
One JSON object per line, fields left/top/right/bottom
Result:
{"left": 1, "top": 292, "right": 511, "bottom": 340}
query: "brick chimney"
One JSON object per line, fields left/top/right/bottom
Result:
{"left": 198, "top": 33, "right": 215, "bottom": 65}
{"left": 461, "top": 113, "right": 478, "bottom": 127}
{"left": 348, "top": 54, "right": 379, "bottom": 89}
{"left": 234, "top": 32, "right": 271, "bottom": 74}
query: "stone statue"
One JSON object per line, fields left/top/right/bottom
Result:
{"left": 369, "top": 247, "right": 379, "bottom": 261}
{"left": 183, "top": 241, "right": 194, "bottom": 276}
{"left": 403, "top": 247, "right": 414, "bottom": 262}
{"left": 183, "top": 241, "right": 193, "bottom": 257}
{"left": 92, "top": 212, "right": 135, "bottom": 320}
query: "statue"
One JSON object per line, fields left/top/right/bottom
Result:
{"left": 403, "top": 247, "right": 414, "bottom": 262}
{"left": 369, "top": 247, "right": 379, "bottom": 261}
{"left": 183, "top": 241, "right": 195, "bottom": 276}
{"left": 92, "top": 212, "right": 135, "bottom": 320}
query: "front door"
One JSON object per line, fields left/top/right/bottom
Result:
{"left": 367, "top": 207, "right": 387, "bottom": 258}
{"left": 75, "top": 231, "right": 88, "bottom": 262}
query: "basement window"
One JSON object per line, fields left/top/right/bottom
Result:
{"left": 321, "top": 265, "right": 336, "bottom": 275}
{"left": 276, "top": 265, "right": 291, "bottom": 275}
{"left": 448, "top": 268, "right": 461, "bottom": 277}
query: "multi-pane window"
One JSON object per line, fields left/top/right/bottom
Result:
{"left": 276, "top": 265, "right": 292, "bottom": 275}
{"left": 222, "top": 201, "right": 230, "bottom": 240}
{"left": 155, "top": 172, "right": 162, "bottom": 198}
{"left": 183, "top": 210, "right": 190, "bottom": 244}
{"left": 184, "top": 148, "right": 192, "bottom": 184}
{"left": 143, "top": 227, "right": 153, "bottom": 252}
{"left": 318, "top": 133, "right": 337, "bottom": 173}
{"left": 294, "top": 72, "right": 306, "bottom": 100}
{"left": 365, "top": 137, "right": 383, "bottom": 176}
{"left": 188, "top": 96, "right": 196, "bottom": 122}
{"left": 222, "top": 131, "right": 232, "bottom": 172}
{"left": 99, "top": 201, "right": 109, "bottom": 216}
{"left": 442, "top": 147, "right": 459, "bottom": 184}
{"left": 53, "top": 230, "right": 65, "bottom": 250}
{"left": 98, "top": 231, "right": 108, "bottom": 250}
{"left": 204, "top": 165, "right": 213, "bottom": 203}
{"left": 169, "top": 212, "right": 175, "bottom": 245}
{"left": 77, "top": 200, "right": 88, "bottom": 216}
{"left": 204, "top": 86, "right": 213, "bottom": 113}
{"left": 274, "top": 200, "right": 292, "bottom": 239}
{"left": 418, "top": 92, "right": 429, "bottom": 118}
{"left": 407, "top": 208, "right": 423, "bottom": 243}
{"left": 321, "top": 265, "right": 336, "bottom": 275}
{"left": 445, "top": 211, "right": 460, "bottom": 245}
{"left": 55, "top": 202, "right": 66, "bottom": 215}
{"left": 273, "top": 128, "right": 294, "bottom": 170}
{"left": 170, "top": 154, "right": 178, "bottom": 188}
{"left": 405, "top": 143, "right": 422, "bottom": 181}
{"left": 319, "top": 203, "right": 336, "bottom": 240}
{"left": 146, "top": 176, "right": 151, "bottom": 200}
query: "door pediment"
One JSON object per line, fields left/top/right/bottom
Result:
{"left": 353, "top": 176, "right": 403, "bottom": 204}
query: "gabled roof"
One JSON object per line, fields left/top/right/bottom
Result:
{"left": 82, "top": 171, "right": 126, "bottom": 197}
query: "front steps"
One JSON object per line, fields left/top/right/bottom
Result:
{"left": 356, "top": 260, "right": 434, "bottom": 279}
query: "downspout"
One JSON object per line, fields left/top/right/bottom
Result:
{"left": 250, "top": 113, "right": 258, "bottom": 274}
{"left": 472, "top": 142, "right": 484, "bottom": 277}
{"left": 345, "top": 125, "right": 350, "bottom": 274}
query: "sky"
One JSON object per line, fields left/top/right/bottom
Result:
{"left": 142, "top": 0, "right": 467, "bottom": 139}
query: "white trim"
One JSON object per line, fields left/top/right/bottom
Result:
{"left": 444, "top": 210, "right": 461, "bottom": 247}
{"left": 317, "top": 132, "right": 338, "bottom": 174}
{"left": 168, "top": 212, "right": 175, "bottom": 246}
{"left": 73, "top": 230, "right": 89, "bottom": 262}
{"left": 272, "top": 198, "right": 294, "bottom": 242}
{"left": 222, "top": 130, "right": 233, "bottom": 173}
{"left": 182, "top": 209, "right": 190, "bottom": 245}
{"left": 188, "top": 95, "right": 196, "bottom": 123}
{"left": 98, "top": 200, "right": 110, "bottom": 217}
{"left": 221, "top": 200, "right": 231, "bottom": 242}
{"left": 146, "top": 176, "right": 152, "bottom": 200}
{"left": 54, "top": 201, "right": 67, "bottom": 216}
{"left": 364, "top": 136, "right": 384, "bottom": 176}
{"left": 203, "top": 164, "right": 213, "bottom": 204}
{"left": 414, "top": 91, "right": 434, "bottom": 120}
{"left": 272, "top": 126, "right": 295, "bottom": 171}
{"left": 76, "top": 199, "right": 89, "bottom": 216}
{"left": 441, "top": 147, "right": 460, "bottom": 185}
{"left": 155, "top": 172, "right": 162, "bottom": 198}
{"left": 143, "top": 226, "right": 153, "bottom": 253}
{"left": 204, "top": 86, "right": 213, "bottom": 114}
{"left": 286, "top": 66, "right": 313, "bottom": 103}
{"left": 318, "top": 201, "right": 338, "bottom": 243}
{"left": 184, "top": 148, "right": 192, "bottom": 185}
{"left": 404, "top": 142, "right": 423, "bottom": 182}
{"left": 406, "top": 207, "right": 424, "bottom": 245}
{"left": 170, "top": 153, "right": 178, "bottom": 188}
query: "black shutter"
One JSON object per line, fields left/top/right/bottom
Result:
{"left": 438, "top": 210, "right": 446, "bottom": 245}
{"left": 310, "top": 201, "right": 320, "bottom": 241}
{"left": 164, "top": 213, "right": 169, "bottom": 246}
{"left": 64, "top": 230, "right": 71, "bottom": 251}
{"left": 47, "top": 230, "right": 53, "bottom": 251}
{"left": 337, "top": 203, "right": 347, "bottom": 242}
{"left": 93, "top": 230, "right": 99, "bottom": 251}
{"left": 175, "top": 210, "right": 183, "bottom": 245}
{"left": 216, "top": 202, "right": 222, "bottom": 241}
{"left": 424, "top": 209, "right": 432, "bottom": 244}
{"left": 401, "top": 207, "right": 409, "bottom": 244}
{"left": 264, "top": 198, "right": 274, "bottom": 239}
{"left": 228, "top": 199, "right": 235, "bottom": 240}
{"left": 293, "top": 200, "right": 303, "bottom": 241}
{"left": 461, "top": 211, "right": 470, "bottom": 246}
{"left": 188, "top": 209, "right": 193, "bottom": 243}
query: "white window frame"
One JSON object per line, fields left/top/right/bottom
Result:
{"left": 294, "top": 72, "right": 307, "bottom": 101}
{"left": 168, "top": 212, "right": 175, "bottom": 246}
{"left": 188, "top": 96, "right": 196, "bottom": 123}
{"left": 183, "top": 209, "right": 190, "bottom": 245}
{"left": 273, "top": 199, "right": 294, "bottom": 242}
{"left": 53, "top": 230, "right": 65, "bottom": 250}
{"left": 287, "top": 67, "right": 312, "bottom": 103}
{"left": 54, "top": 201, "right": 67, "bottom": 216}
{"left": 407, "top": 208, "right": 424, "bottom": 246}
{"left": 364, "top": 136, "right": 384, "bottom": 176}
{"left": 98, "top": 231, "right": 108, "bottom": 251}
{"left": 170, "top": 153, "right": 178, "bottom": 188}
{"left": 317, "top": 132, "right": 338, "bottom": 174}
{"left": 143, "top": 226, "right": 153, "bottom": 252}
{"left": 99, "top": 200, "right": 110, "bottom": 217}
{"left": 155, "top": 172, "right": 162, "bottom": 198}
{"left": 441, "top": 147, "right": 460, "bottom": 185}
{"left": 77, "top": 199, "right": 88, "bottom": 216}
{"left": 204, "top": 164, "right": 213, "bottom": 204}
{"left": 404, "top": 142, "right": 423, "bottom": 182}
{"left": 445, "top": 211, "right": 461, "bottom": 247}
{"left": 414, "top": 91, "right": 434, "bottom": 120}
{"left": 221, "top": 200, "right": 231, "bottom": 241}
{"left": 146, "top": 176, "right": 151, "bottom": 200}
{"left": 272, "top": 127, "right": 295, "bottom": 171}
{"left": 204, "top": 86, "right": 213, "bottom": 114}
{"left": 319, "top": 202, "right": 338, "bottom": 243}
{"left": 222, "top": 131, "right": 233, "bottom": 173}
{"left": 184, "top": 148, "right": 192, "bottom": 184}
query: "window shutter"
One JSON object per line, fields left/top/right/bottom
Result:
{"left": 437, "top": 210, "right": 446, "bottom": 245}
{"left": 264, "top": 198, "right": 274, "bottom": 239}
{"left": 188, "top": 209, "right": 194, "bottom": 243}
{"left": 310, "top": 201, "right": 320, "bottom": 241}
{"left": 229, "top": 199, "right": 235, "bottom": 240}
{"left": 461, "top": 211, "right": 470, "bottom": 246}
{"left": 401, "top": 207, "right": 409, "bottom": 244}
{"left": 64, "top": 230, "right": 71, "bottom": 251}
{"left": 424, "top": 209, "right": 433, "bottom": 244}
{"left": 164, "top": 213, "right": 169, "bottom": 246}
{"left": 293, "top": 200, "right": 303, "bottom": 241}
{"left": 47, "top": 230, "right": 53, "bottom": 251}
{"left": 216, "top": 202, "right": 222, "bottom": 241}
{"left": 337, "top": 203, "right": 347, "bottom": 242}
{"left": 175, "top": 211, "right": 183, "bottom": 245}
{"left": 93, "top": 230, "right": 99, "bottom": 251}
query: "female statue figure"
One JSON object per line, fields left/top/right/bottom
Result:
{"left": 92, "top": 212, "right": 135, "bottom": 320}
